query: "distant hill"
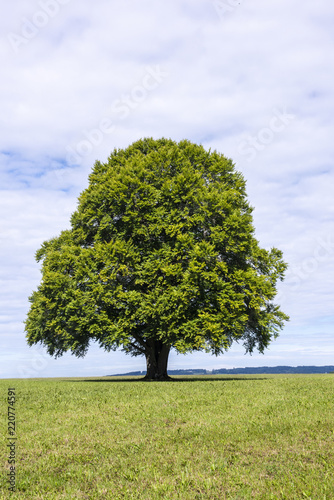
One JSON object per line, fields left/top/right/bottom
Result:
{"left": 212, "top": 366, "right": 334, "bottom": 374}
{"left": 106, "top": 369, "right": 207, "bottom": 377}
{"left": 106, "top": 366, "right": 334, "bottom": 376}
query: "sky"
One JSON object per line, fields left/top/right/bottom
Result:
{"left": 1, "top": 0, "right": 333, "bottom": 378}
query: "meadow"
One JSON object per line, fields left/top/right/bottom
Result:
{"left": 1, "top": 374, "right": 333, "bottom": 499}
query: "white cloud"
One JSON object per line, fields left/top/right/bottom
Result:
{"left": 1, "top": 0, "right": 333, "bottom": 377}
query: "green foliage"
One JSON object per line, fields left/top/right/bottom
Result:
{"left": 25, "top": 138, "right": 289, "bottom": 362}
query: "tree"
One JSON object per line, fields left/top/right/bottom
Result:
{"left": 25, "top": 138, "right": 289, "bottom": 380}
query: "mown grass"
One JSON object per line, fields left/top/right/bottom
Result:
{"left": 1, "top": 374, "right": 334, "bottom": 499}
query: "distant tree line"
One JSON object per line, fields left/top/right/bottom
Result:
{"left": 212, "top": 366, "right": 334, "bottom": 374}
{"left": 108, "top": 366, "right": 334, "bottom": 376}
{"left": 107, "top": 369, "right": 208, "bottom": 377}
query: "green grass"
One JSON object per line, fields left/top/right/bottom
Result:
{"left": 1, "top": 374, "right": 334, "bottom": 499}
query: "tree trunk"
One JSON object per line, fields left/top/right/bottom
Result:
{"left": 143, "top": 340, "right": 172, "bottom": 380}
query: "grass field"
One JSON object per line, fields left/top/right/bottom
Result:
{"left": 1, "top": 374, "right": 334, "bottom": 499}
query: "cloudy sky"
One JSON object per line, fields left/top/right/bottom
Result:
{"left": 1, "top": 0, "right": 333, "bottom": 378}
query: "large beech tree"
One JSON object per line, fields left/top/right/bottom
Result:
{"left": 25, "top": 138, "right": 289, "bottom": 380}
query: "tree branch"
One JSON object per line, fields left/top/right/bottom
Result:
{"left": 129, "top": 342, "right": 146, "bottom": 355}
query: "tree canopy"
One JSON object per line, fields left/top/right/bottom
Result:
{"left": 25, "top": 138, "right": 289, "bottom": 379}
